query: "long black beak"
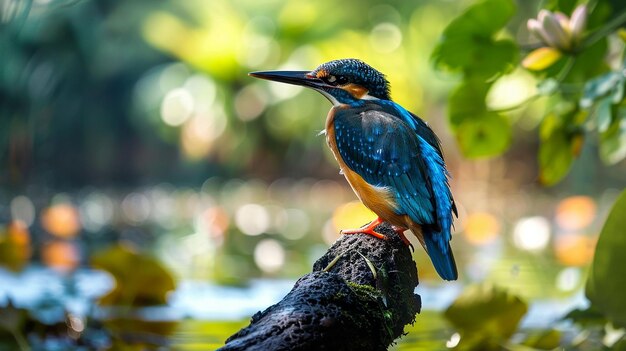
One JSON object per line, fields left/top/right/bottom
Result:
{"left": 249, "top": 70, "right": 324, "bottom": 89}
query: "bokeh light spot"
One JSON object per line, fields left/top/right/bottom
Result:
{"left": 554, "top": 234, "right": 596, "bottom": 266}
{"left": 184, "top": 74, "right": 216, "bottom": 112}
{"left": 236, "top": 203, "right": 270, "bottom": 236}
{"left": 278, "top": 208, "right": 310, "bottom": 241}
{"left": 180, "top": 111, "right": 227, "bottom": 159}
{"left": 234, "top": 84, "right": 268, "bottom": 121}
{"left": 10, "top": 195, "right": 35, "bottom": 227}
{"left": 42, "top": 240, "right": 79, "bottom": 272}
{"left": 555, "top": 196, "right": 596, "bottom": 231}
{"left": 462, "top": 212, "right": 500, "bottom": 245}
{"left": 161, "top": 87, "right": 194, "bottom": 126}
{"left": 369, "top": 23, "right": 403, "bottom": 53}
{"left": 80, "top": 192, "right": 114, "bottom": 232}
{"left": 512, "top": 216, "right": 551, "bottom": 251}
{"left": 198, "top": 206, "right": 230, "bottom": 242}
{"left": 254, "top": 239, "right": 285, "bottom": 274}
{"left": 121, "top": 192, "right": 152, "bottom": 225}
{"left": 556, "top": 267, "right": 581, "bottom": 292}
{"left": 41, "top": 203, "right": 81, "bottom": 238}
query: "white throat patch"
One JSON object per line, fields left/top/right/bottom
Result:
{"left": 315, "top": 88, "right": 341, "bottom": 106}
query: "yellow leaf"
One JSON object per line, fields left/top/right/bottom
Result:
{"left": 91, "top": 243, "right": 176, "bottom": 306}
{"left": 618, "top": 28, "right": 626, "bottom": 43}
{"left": 522, "top": 47, "right": 562, "bottom": 71}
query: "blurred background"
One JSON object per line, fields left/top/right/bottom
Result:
{"left": 1, "top": 0, "right": 625, "bottom": 349}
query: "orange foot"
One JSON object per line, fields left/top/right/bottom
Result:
{"left": 341, "top": 218, "right": 414, "bottom": 251}
{"left": 340, "top": 217, "right": 386, "bottom": 239}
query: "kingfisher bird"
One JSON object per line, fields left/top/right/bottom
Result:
{"left": 250, "top": 59, "right": 458, "bottom": 281}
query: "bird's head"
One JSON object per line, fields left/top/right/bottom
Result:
{"left": 249, "top": 59, "right": 390, "bottom": 106}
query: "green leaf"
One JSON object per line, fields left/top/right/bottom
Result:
{"left": 587, "top": 190, "right": 626, "bottom": 328}
{"left": 521, "top": 329, "right": 562, "bottom": 350}
{"left": 456, "top": 112, "right": 511, "bottom": 158}
{"left": 614, "top": 337, "right": 626, "bottom": 351}
{"left": 563, "top": 307, "right": 608, "bottom": 327}
{"left": 563, "top": 39, "right": 609, "bottom": 84}
{"left": 448, "top": 80, "right": 490, "bottom": 126}
{"left": 91, "top": 243, "right": 176, "bottom": 306}
{"left": 0, "top": 301, "right": 27, "bottom": 333}
{"left": 599, "top": 116, "right": 626, "bottom": 165}
{"left": 444, "top": 284, "right": 528, "bottom": 351}
{"left": 431, "top": 0, "right": 517, "bottom": 78}
{"left": 432, "top": 38, "right": 516, "bottom": 78}
{"left": 448, "top": 80, "right": 511, "bottom": 158}
{"left": 538, "top": 112, "right": 583, "bottom": 186}
{"left": 441, "top": 0, "right": 515, "bottom": 37}
{"left": 619, "top": 28, "right": 626, "bottom": 43}
{"left": 538, "top": 129, "right": 576, "bottom": 185}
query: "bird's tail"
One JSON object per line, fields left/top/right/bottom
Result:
{"left": 423, "top": 230, "right": 458, "bottom": 281}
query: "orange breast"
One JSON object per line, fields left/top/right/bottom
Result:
{"left": 324, "top": 108, "right": 405, "bottom": 227}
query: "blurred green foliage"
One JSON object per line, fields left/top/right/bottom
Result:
{"left": 91, "top": 243, "right": 176, "bottom": 306}
{"left": 432, "top": 0, "right": 516, "bottom": 158}
{"left": 586, "top": 189, "right": 626, "bottom": 328}
{"left": 444, "top": 284, "right": 528, "bottom": 350}
{"left": 433, "top": 0, "right": 626, "bottom": 185}
{"left": 448, "top": 190, "right": 626, "bottom": 350}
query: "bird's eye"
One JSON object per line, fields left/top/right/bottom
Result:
{"left": 324, "top": 75, "right": 348, "bottom": 86}
{"left": 336, "top": 75, "right": 348, "bottom": 84}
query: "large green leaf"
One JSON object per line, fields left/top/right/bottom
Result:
{"left": 456, "top": 112, "right": 511, "bottom": 158}
{"left": 586, "top": 190, "right": 626, "bottom": 328}
{"left": 444, "top": 284, "right": 528, "bottom": 351}
{"left": 538, "top": 128, "right": 576, "bottom": 186}
{"left": 440, "top": 0, "right": 515, "bottom": 37}
{"left": 448, "top": 80, "right": 511, "bottom": 158}
{"left": 538, "top": 112, "right": 584, "bottom": 185}
{"left": 431, "top": 0, "right": 517, "bottom": 78}
{"left": 448, "top": 80, "right": 490, "bottom": 126}
{"left": 433, "top": 38, "right": 517, "bottom": 79}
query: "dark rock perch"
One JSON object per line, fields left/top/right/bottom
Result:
{"left": 218, "top": 223, "right": 421, "bottom": 351}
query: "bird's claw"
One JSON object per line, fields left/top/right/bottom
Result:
{"left": 340, "top": 217, "right": 387, "bottom": 240}
{"left": 391, "top": 226, "right": 414, "bottom": 252}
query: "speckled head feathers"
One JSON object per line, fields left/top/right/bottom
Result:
{"left": 311, "top": 59, "right": 390, "bottom": 100}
